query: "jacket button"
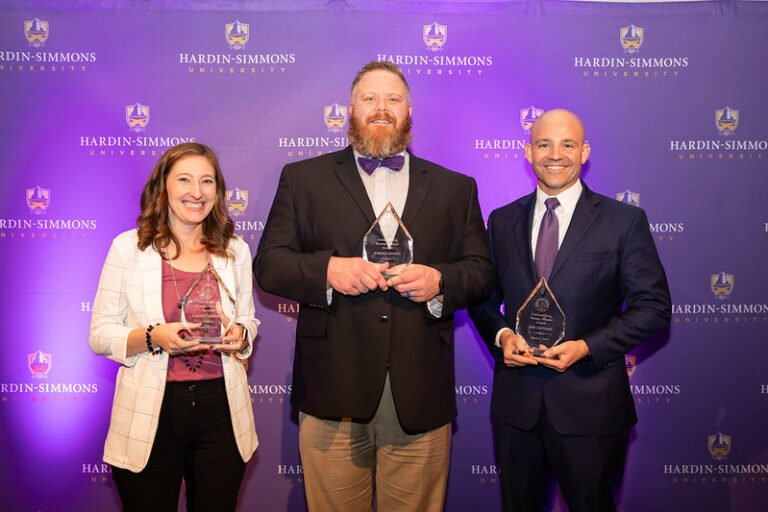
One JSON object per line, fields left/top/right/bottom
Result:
{"left": 380, "top": 315, "right": 389, "bottom": 323}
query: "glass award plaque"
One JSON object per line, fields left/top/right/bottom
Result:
{"left": 515, "top": 277, "right": 565, "bottom": 356}
{"left": 363, "top": 202, "right": 413, "bottom": 278}
{"left": 179, "top": 263, "right": 237, "bottom": 344}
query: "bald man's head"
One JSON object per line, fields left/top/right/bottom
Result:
{"left": 530, "top": 109, "right": 585, "bottom": 144}
{"left": 525, "top": 109, "right": 590, "bottom": 196}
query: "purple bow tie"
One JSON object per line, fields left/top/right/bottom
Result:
{"left": 357, "top": 155, "right": 405, "bottom": 174}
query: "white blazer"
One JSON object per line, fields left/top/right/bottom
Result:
{"left": 89, "top": 229, "right": 259, "bottom": 472}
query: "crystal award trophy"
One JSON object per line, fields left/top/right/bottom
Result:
{"left": 179, "top": 263, "right": 237, "bottom": 344}
{"left": 515, "top": 277, "right": 565, "bottom": 356}
{"left": 363, "top": 202, "right": 413, "bottom": 278}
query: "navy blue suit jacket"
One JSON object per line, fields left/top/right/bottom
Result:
{"left": 470, "top": 182, "right": 671, "bottom": 436}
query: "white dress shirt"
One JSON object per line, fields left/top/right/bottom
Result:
{"left": 326, "top": 151, "right": 442, "bottom": 316}
{"left": 530, "top": 180, "right": 583, "bottom": 258}
{"left": 495, "top": 180, "right": 584, "bottom": 347}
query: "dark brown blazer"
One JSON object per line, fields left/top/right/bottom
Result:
{"left": 255, "top": 146, "right": 494, "bottom": 432}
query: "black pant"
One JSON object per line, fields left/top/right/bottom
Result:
{"left": 493, "top": 406, "right": 629, "bottom": 512}
{"left": 112, "top": 378, "right": 247, "bottom": 512}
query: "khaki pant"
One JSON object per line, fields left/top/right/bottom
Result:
{"left": 299, "top": 373, "right": 452, "bottom": 512}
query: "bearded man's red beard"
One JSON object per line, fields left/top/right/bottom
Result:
{"left": 347, "top": 111, "right": 412, "bottom": 158}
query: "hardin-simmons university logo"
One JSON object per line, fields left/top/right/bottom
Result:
{"left": 226, "top": 188, "right": 249, "bottom": 218}
{"left": 710, "top": 272, "right": 734, "bottom": 300}
{"left": 715, "top": 107, "right": 739, "bottom": 136}
{"left": 708, "top": 432, "right": 731, "bottom": 461}
{"left": 26, "top": 186, "right": 51, "bottom": 215}
{"left": 24, "top": 18, "right": 49, "bottom": 48}
{"left": 225, "top": 20, "right": 249, "bottom": 50}
{"left": 324, "top": 103, "right": 348, "bottom": 133}
{"left": 125, "top": 103, "right": 150, "bottom": 133}
{"left": 625, "top": 354, "right": 637, "bottom": 377}
{"left": 28, "top": 350, "right": 52, "bottom": 379}
{"left": 620, "top": 24, "right": 644, "bottom": 54}
{"left": 616, "top": 189, "right": 640, "bottom": 207}
{"left": 520, "top": 106, "right": 544, "bottom": 134}
{"left": 423, "top": 22, "right": 447, "bottom": 52}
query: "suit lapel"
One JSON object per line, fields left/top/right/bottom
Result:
{"left": 401, "top": 153, "right": 431, "bottom": 225}
{"left": 334, "top": 147, "right": 376, "bottom": 224}
{"left": 550, "top": 183, "right": 600, "bottom": 281}
{"left": 516, "top": 193, "right": 538, "bottom": 288}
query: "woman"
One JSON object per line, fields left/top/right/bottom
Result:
{"left": 89, "top": 142, "right": 259, "bottom": 511}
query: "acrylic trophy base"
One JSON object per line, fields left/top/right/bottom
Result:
{"left": 526, "top": 345, "right": 549, "bottom": 357}
{"left": 382, "top": 263, "right": 409, "bottom": 279}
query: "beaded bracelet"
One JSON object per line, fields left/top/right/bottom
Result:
{"left": 145, "top": 324, "right": 162, "bottom": 355}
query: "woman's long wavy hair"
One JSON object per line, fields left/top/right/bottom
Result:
{"left": 137, "top": 142, "right": 234, "bottom": 259}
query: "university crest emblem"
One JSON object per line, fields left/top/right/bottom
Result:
{"left": 625, "top": 355, "right": 637, "bottom": 377}
{"left": 226, "top": 188, "right": 249, "bottom": 218}
{"left": 226, "top": 21, "right": 249, "bottom": 50}
{"left": 708, "top": 432, "right": 731, "bottom": 461}
{"left": 616, "top": 190, "right": 640, "bottom": 207}
{"left": 24, "top": 18, "right": 49, "bottom": 48}
{"left": 620, "top": 24, "right": 644, "bottom": 54}
{"left": 715, "top": 107, "right": 738, "bottom": 136}
{"left": 710, "top": 272, "right": 734, "bottom": 300}
{"left": 423, "top": 22, "right": 447, "bottom": 52}
{"left": 26, "top": 186, "right": 50, "bottom": 215}
{"left": 28, "top": 350, "right": 52, "bottom": 379}
{"left": 324, "top": 103, "right": 348, "bottom": 133}
{"left": 126, "top": 103, "right": 150, "bottom": 133}
{"left": 520, "top": 106, "right": 544, "bottom": 134}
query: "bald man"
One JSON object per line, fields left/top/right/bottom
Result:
{"left": 470, "top": 109, "right": 671, "bottom": 511}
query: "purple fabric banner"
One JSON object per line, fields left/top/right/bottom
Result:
{"left": 1, "top": 2, "right": 767, "bottom": 511}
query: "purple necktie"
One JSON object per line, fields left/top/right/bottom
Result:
{"left": 535, "top": 197, "right": 560, "bottom": 280}
{"left": 357, "top": 155, "right": 405, "bottom": 174}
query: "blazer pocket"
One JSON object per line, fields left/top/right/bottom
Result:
{"left": 573, "top": 250, "right": 612, "bottom": 262}
{"left": 296, "top": 309, "right": 327, "bottom": 338}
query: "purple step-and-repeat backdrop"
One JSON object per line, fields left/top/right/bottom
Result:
{"left": 1, "top": 1, "right": 767, "bottom": 510}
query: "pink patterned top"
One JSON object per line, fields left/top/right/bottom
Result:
{"left": 161, "top": 260, "right": 224, "bottom": 382}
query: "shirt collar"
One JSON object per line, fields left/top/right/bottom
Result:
{"left": 536, "top": 179, "right": 583, "bottom": 213}
{"left": 353, "top": 150, "right": 409, "bottom": 174}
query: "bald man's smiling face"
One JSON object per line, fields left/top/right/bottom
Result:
{"left": 525, "top": 110, "right": 591, "bottom": 196}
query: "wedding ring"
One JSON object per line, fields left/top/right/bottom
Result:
{"left": 404, "top": 291, "right": 411, "bottom": 298}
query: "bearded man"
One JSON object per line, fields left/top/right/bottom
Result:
{"left": 255, "top": 60, "right": 494, "bottom": 511}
